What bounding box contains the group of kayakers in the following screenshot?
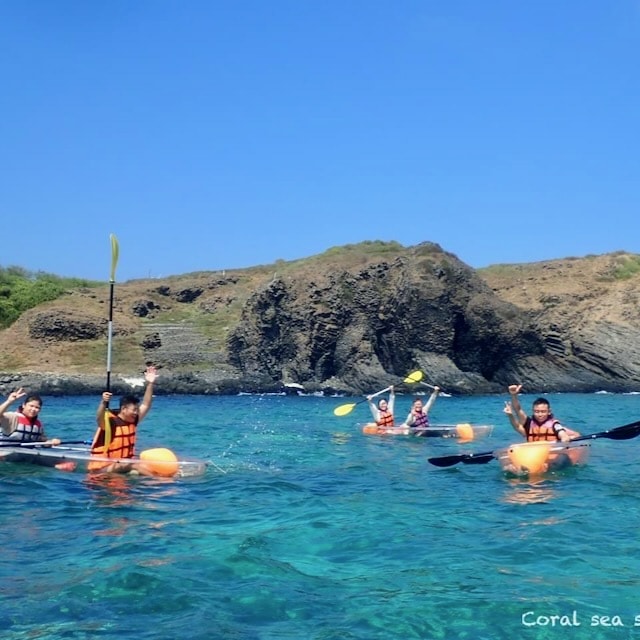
[365,381,578,443]
[2,367,580,476]
[0,365,158,473]
[366,385,441,434]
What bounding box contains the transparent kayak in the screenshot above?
[494,440,591,477]
[361,423,493,441]
[0,443,208,478]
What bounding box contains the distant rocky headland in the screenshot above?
[1,241,639,396]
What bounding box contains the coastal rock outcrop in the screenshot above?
[1,243,639,395]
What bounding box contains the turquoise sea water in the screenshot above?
[1,391,640,640]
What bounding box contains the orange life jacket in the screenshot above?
[91,412,137,459]
[525,416,562,442]
[376,410,394,427]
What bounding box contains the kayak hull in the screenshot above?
[362,423,493,441]
[495,441,591,477]
[0,445,207,478]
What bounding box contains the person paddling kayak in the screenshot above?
[89,365,158,473]
[400,388,440,435]
[504,384,579,442]
[367,386,395,427]
[503,384,582,475]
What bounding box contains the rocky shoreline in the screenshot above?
[0,371,347,398]
[1,368,636,399]
[2,245,640,397]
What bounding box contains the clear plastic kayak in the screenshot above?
[0,443,208,478]
[361,423,493,441]
[494,440,591,477]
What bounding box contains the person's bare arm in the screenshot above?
[508,384,527,423]
[0,388,24,419]
[138,366,158,422]
[423,387,440,414]
[504,401,526,438]
[96,391,112,425]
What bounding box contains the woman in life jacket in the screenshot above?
[401,387,440,436]
[89,365,157,473]
[0,388,60,445]
[367,386,396,428]
[505,384,578,442]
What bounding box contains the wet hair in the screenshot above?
[119,395,140,410]
[532,398,550,409]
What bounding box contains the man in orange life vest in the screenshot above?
[504,384,577,442]
[0,388,61,446]
[90,365,157,472]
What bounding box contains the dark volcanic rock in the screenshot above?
[226,244,545,393]
[2,243,640,395]
[29,311,104,341]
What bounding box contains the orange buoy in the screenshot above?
[139,448,179,477]
[507,442,552,475]
[455,423,475,442]
[362,423,379,435]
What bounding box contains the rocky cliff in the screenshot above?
[1,242,639,395]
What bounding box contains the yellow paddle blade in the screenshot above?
[333,403,356,417]
[404,370,423,383]
[109,234,119,282]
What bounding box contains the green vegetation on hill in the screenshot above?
[0,266,100,329]
[611,253,640,280]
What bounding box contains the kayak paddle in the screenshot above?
[427,419,640,468]
[103,233,119,452]
[333,370,423,417]
[0,440,91,448]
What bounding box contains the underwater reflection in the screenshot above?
[501,478,559,505]
[330,432,351,445]
[82,472,138,509]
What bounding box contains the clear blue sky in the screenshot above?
[1,1,638,282]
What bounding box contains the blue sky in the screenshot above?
[1,1,638,282]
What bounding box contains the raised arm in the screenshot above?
[387,387,395,415]
[508,384,527,423]
[423,387,440,415]
[366,396,379,422]
[504,401,526,438]
[137,366,158,423]
[0,388,25,419]
[96,391,113,425]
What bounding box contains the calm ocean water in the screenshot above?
[1,391,640,640]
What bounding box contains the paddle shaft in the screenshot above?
[105,234,119,401]
[106,279,115,395]
[0,440,90,448]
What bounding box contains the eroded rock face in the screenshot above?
[2,243,639,394]
[28,312,104,341]
[226,245,545,393]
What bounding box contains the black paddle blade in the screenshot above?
[461,453,495,465]
[573,420,640,442]
[428,455,466,468]
[428,450,495,467]
[599,422,640,440]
